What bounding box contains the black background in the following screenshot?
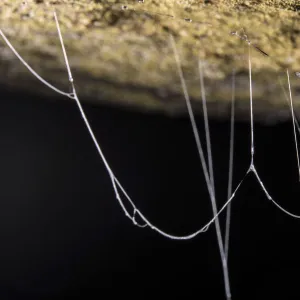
[0,85,300,300]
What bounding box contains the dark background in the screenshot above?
[0,85,300,300]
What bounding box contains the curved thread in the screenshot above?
[1,12,300,245]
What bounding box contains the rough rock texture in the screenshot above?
[0,0,299,121]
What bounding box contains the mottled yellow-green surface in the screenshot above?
[0,0,299,121]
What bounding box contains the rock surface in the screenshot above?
[0,0,299,121]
